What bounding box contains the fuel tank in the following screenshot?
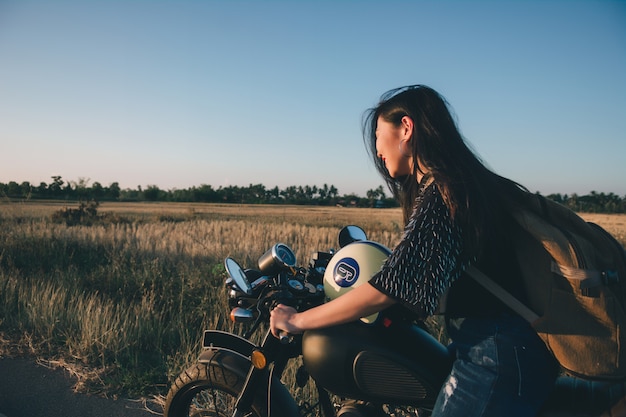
[302,319,453,408]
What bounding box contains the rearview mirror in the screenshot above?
[338,225,367,248]
[224,257,252,295]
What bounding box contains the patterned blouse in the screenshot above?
[369,180,470,319]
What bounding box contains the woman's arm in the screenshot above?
[270,283,396,338]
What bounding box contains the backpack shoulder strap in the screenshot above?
[465,266,540,324]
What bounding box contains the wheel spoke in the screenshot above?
[188,386,237,416]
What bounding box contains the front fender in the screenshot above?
[198,330,301,416]
[200,330,256,361]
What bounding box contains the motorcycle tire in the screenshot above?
[164,362,267,417]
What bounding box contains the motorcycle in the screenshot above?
[164,225,626,417]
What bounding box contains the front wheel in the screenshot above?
[164,362,265,417]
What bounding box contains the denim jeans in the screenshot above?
[431,314,559,417]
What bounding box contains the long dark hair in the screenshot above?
[363,85,529,256]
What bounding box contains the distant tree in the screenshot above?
[280,186,297,203]
[190,184,216,202]
[366,185,386,207]
[6,181,20,197]
[62,182,74,199]
[71,177,90,200]
[248,183,267,203]
[36,182,48,197]
[266,186,281,203]
[19,181,32,198]
[329,185,338,198]
[546,193,565,204]
[50,176,64,195]
[143,185,163,201]
[304,185,314,201]
[107,182,121,200]
[565,193,578,211]
[91,182,104,200]
[120,187,141,201]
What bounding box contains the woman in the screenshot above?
[270,85,559,416]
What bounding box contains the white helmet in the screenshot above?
[323,240,391,324]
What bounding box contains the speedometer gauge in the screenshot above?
[258,243,297,274]
[274,244,296,267]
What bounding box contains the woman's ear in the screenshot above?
[400,116,414,140]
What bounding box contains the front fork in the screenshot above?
[233,329,293,416]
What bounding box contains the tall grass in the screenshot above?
[0,201,403,397]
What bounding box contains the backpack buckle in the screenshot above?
[602,270,619,285]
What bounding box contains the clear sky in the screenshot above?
[1,0,625,197]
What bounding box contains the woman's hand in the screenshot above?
[270,304,301,339]
[270,283,396,339]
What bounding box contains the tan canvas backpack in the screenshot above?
[468,195,626,380]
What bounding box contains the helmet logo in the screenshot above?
[333,257,360,287]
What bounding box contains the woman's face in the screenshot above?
[375,116,413,178]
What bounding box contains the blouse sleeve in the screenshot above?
[369,184,467,318]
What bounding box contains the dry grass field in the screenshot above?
[578,212,626,245]
[0,201,405,399]
[1,200,625,400]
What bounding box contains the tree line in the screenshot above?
[2,176,625,213]
[0,176,394,208]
